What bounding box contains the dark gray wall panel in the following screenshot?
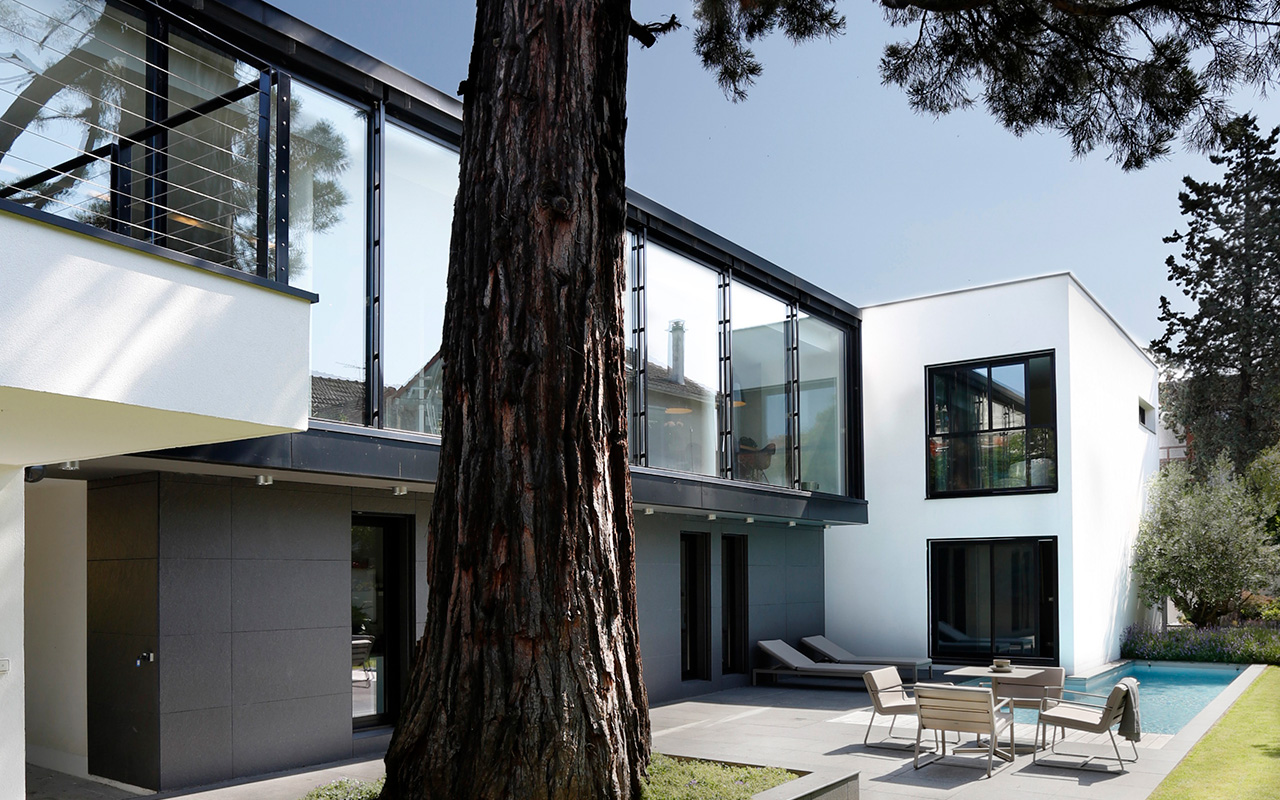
[88,477,161,789]
[231,559,348,632]
[87,559,158,636]
[159,479,232,559]
[230,485,351,560]
[232,694,353,777]
[159,558,231,635]
[232,627,348,705]
[159,633,232,712]
[786,602,825,643]
[785,565,824,605]
[87,477,158,561]
[635,514,823,704]
[88,699,159,790]
[160,707,233,789]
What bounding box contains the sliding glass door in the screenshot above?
[928,538,1057,663]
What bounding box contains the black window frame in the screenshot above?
[628,226,860,497]
[679,531,712,681]
[350,512,415,730]
[925,350,1058,499]
[927,536,1059,666]
[720,533,749,675]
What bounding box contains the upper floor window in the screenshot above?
[927,352,1056,497]
[0,0,282,274]
[629,236,855,495]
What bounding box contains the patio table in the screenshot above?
[944,665,1045,680]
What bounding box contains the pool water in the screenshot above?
[1068,662,1245,734]
[963,662,1246,734]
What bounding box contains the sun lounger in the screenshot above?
[752,639,884,686]
[800,634,933,682]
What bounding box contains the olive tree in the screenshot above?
[1133,455,1278,627]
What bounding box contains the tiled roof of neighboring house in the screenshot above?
[311,374,365,415]
[642,361,716,403]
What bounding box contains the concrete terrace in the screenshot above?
[650,665,1266,800]
[26,663,1265,800]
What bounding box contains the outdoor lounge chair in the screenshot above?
[1033,680,1140,772]
[753,639,883,686]
[352,636,375,687]
[913,683,1015,778]
[801,634,933,682]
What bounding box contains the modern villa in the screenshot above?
[0,0,1158,796]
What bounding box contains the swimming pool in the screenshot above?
[1066,661,1247,734]
[962,661,1247,734]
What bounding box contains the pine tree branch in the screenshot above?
[630,15,682,49]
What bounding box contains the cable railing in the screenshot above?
[0,0,292,283]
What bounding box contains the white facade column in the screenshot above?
[0,467,26,800]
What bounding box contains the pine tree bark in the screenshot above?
[381,1,649,798]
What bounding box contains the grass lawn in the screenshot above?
[1148,666,1280,800]
[641,753,793,800]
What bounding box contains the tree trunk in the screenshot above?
[381,0,649,798]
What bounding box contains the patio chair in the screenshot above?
[352,636,375,687]
[913,683,1015,778]
[753,639,883,686]
[862,666,954,751]
[800,634,934,682]
[991,666,1066,753]
[1033,680,1139,772]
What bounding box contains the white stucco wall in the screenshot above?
[24,479,89,777]
[1064,282,1160,671]
[826,275,1076,665]
[827,273,1159,675]
[0,468,26,800]
[0,212,312,466]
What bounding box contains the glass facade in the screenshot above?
[928,352,1056,496]
[731,280,791,486]
[288,82,368,423]
[798,314,847,494]
[643,244,721,477]
[0,0,858,497]
[0,1,148,224]
[382,123,458,435]
[627,240,855,493]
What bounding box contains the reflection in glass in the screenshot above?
[0,1,147,226]
[798,314,846,494]
[382,124,458,435]
[286,82,367,423]
[930,538,1057,661]
[626,233,638,461]
[644,245,720,476]
[351,524,385,720]
[930,540,992,656]
[731,281,790,486]
[928,355,1055,494]
[164,27,261,268]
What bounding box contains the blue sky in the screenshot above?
[270,0,1267,344]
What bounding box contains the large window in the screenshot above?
[382,123,458,435]
[0,0,276,272]
[351,515,412,727]
[798,313,847,495]
[643,245,722,477]
[289,82,369,423]
[731,281,791,486]
[629,238,856,494]
[929,538,1058,663]
[680,532,711,681]
[927,352,1056,497]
